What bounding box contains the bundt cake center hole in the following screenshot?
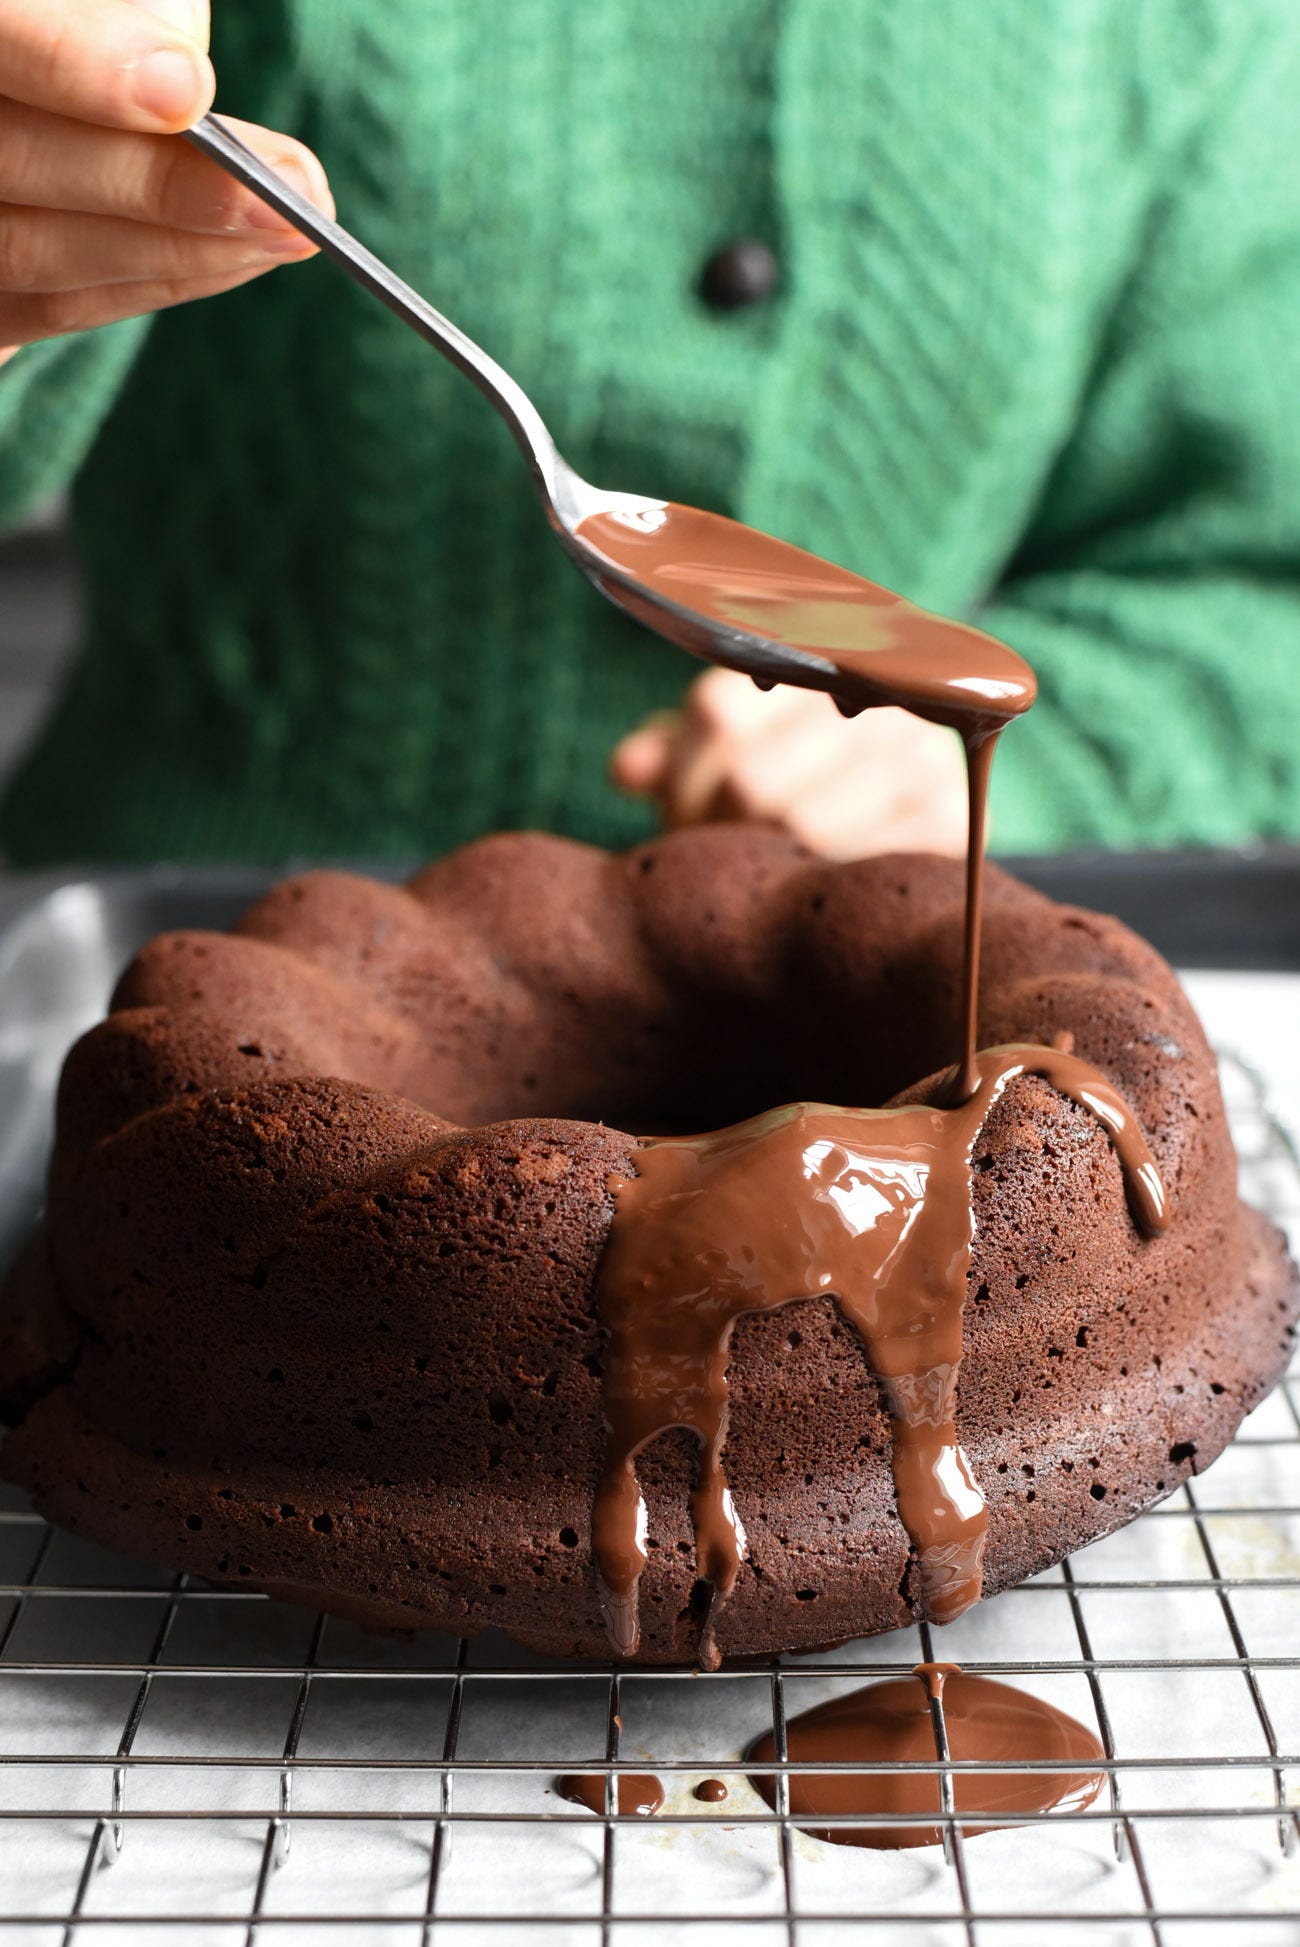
[466,1004,951,1134]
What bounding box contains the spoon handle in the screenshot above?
[184,112,563,506]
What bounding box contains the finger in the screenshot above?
[798,798,968,859]
[737,704,965,809]
[622,669,817,821]
[0,258,299,346]
[657,672,816,824]
[0,202,314,293]
[0,0,214,134]
[609,716,677,793]
[868,806,970,856]
[707,705,866,823]
[684,664,807,738]
[654,714,736,826]
[0,102,333,234]
[782,754,967,862]
[759,764,905,861]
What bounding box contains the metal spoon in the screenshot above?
[184,119,772,653]
[187,112,1036,724]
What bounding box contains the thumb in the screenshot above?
[610,716,677,793]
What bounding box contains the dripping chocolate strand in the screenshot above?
[955,731,999,1101]
[593,1045,1168,1662]
[575,505,1035,1127]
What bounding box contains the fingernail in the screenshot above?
[129,45,210,125]
[245,229,317,261]
[242,157,323,231]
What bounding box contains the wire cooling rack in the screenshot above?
[1,952,1299,1945]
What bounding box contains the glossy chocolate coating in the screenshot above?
[595,1046,1167,1662]
[576,505,1035,737]
[555,1771,664,1817]
[749,1662,1105,1849]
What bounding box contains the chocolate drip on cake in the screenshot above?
[577,505,1155,1661]
[594,1046,1168,1663]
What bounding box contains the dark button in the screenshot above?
[700,238,779,311]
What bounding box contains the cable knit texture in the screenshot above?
[1,0,1298,864]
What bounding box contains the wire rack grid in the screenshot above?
[1,978,1299,1947]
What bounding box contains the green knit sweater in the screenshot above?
[2,0,1299,866]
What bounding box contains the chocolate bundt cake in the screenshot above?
[2,825,1295,1662]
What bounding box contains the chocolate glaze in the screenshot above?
[954,733,997,1102]
[749,1661,1105,1848]
[556,1772,664,1817]
[576,506,1036,736]
[914,1659,962,1699]
[594,1045,1167,1663]
[579,502,1170,1663]
[694,1777,729,1803]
